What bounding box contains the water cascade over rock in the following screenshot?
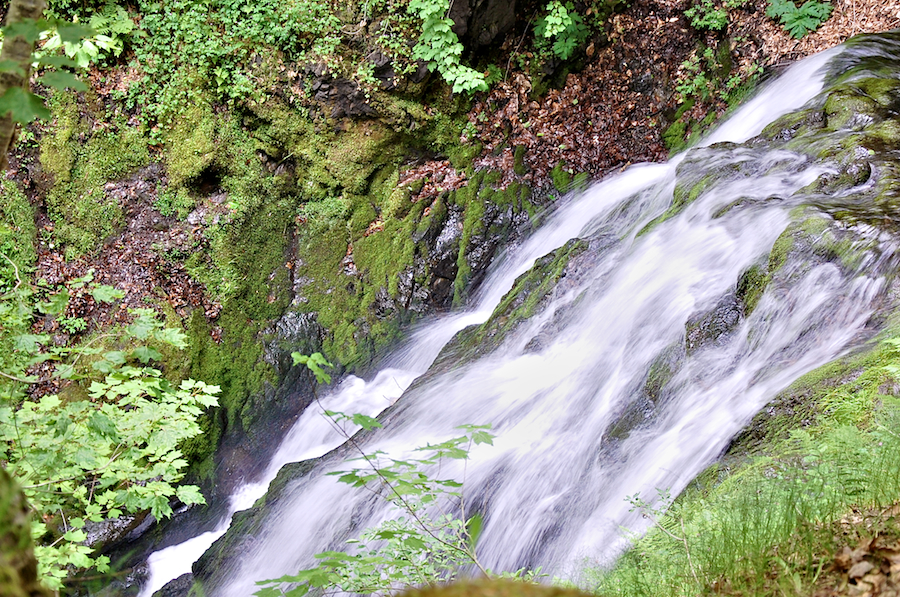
[148,31,900,596]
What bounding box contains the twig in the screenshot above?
[316,394,490,577]
[640,508,700,587]
[0,251,22,292]
[505,11,537,83]
[0,370,36,384]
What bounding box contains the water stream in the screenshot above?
[141,43,896,596]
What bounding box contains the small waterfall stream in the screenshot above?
[142,40,900,596]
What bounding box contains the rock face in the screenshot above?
[449,0,517,48]
[0,468,52,597]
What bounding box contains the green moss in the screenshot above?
[824,89,878,130]
[735,264,767,316]
[550,161,572,194]
[638,170,719,237]
[0,180,36,288]
[726,336,897,457]
[453,185,486,307]
[165,104,217,188]
[40,91,149,258]
[866,118,900,148]
[663,119,688,151]
[513,145,527,176]
[180,306,275,475]
[662,99,696,152]
[459,238,588,353]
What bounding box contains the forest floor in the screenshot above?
[463,0,900,189]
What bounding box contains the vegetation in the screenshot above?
[766,0,834,38]
[0,0,852,592]
[587,336,900,597]
[0,275,220,587]
[255,355,507,596]
[534,1,590,61]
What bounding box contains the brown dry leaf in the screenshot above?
[850,561,877,579]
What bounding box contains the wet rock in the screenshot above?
[449,0,517,48]
[605,341,686,442]
[193,457,323,593]
[153,573,193,597]
[262,311,324,376]
[685,292,743,355]
[84,511,153,551]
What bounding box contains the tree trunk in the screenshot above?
[0,0,47,170]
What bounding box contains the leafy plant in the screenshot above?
[38,2,138,68]
[0,280,220,589]
[408,0,488,94]
[0,16,91,126]
[675,47,717,102]
[684,0,729,30]
[255,414,496,596]
[291,351,333,384]
[765,0,833,38]
[534,0,589,60]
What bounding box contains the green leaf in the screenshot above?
[102,351,127,365]
[90,284,125,303]
[0,60,26,76]
[87,412,118,440]
[175,485,205,505]
[56,363,76,379]
[37,55,77,68]
[38,289,69,315]
[131,346,162,364]
[55,22,95,44]
[38,71,88,92]
[0,88,50,124]
[127,312,157,339]
[466,512,483,549]
[154,328,187,348]
[3,19,42,43]
[350,413,382,430]
[0,87,50,124]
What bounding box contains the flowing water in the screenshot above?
[142,42,900,596]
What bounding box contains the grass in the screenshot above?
[584,336,900,597]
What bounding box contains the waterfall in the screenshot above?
[142,39,900,596]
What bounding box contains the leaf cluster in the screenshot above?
[0,17,90,124]
[0,280,219,588]
[765,0,833,38]
[534,1,589,61]
[408,0,488,94]
[255,419,496,596]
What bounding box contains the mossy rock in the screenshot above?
[685,292,743,356]
[450,238,590,359]
[40,91,150,258]
[606,341,686,442]
[191,457,321,591]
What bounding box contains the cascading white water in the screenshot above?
[140,45,877,596]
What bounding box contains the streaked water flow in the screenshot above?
[142,44,896,596]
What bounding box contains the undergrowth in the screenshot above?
[587,335,900,596]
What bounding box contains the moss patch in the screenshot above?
[40,91,149,259]
[0,180,36,289]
